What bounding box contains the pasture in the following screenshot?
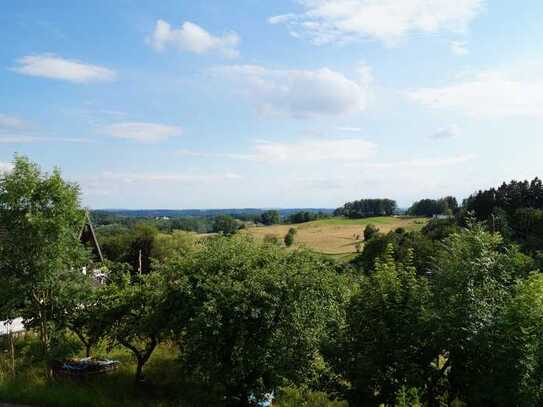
[245,216,427,255]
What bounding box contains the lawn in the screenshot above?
[0,341,222,407]
[245,216,427,255]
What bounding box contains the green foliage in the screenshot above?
[286,211,330,224]
[284,227,297,247]
[407,196,458,217]
[363,224,379,241]
[0,155,90,359]
[335,199,397,218]
[392,387,423,407]
[163,236,351,405]
[96,271,171,382]
[276,386,348,407]
[489,273,543,406]
[152,230,196,261]
[430,224,533,404]
[352,229,437,275]
[212,214,240,235]
[260,209,281,225]
[333,245,433,405]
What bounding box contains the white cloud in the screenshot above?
[178,137,377,163]
[102,171,241,184]
[0,135,91,144]
[13,54,116,83]
[450,41,469,55]
[211,64,372,118]
[102,122,182,143]
[431,125,459,140]
[251,138,376,161]
[353,154,477,169]
[0,113,90,144]
[0,161,13,173]
[0,114,30,130]
[148,20,240,58]
[337,126,362,132]
[269,0,484,45]
[407,69,543,117]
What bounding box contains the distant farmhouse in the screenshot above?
[0,211,104,336]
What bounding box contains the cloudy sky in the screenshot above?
[1,0,543,209]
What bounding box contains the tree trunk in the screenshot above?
[119,337,158,383]
[135,358,145,383]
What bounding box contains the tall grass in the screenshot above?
[0,340,220,407]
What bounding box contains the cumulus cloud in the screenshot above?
[450,41,469,55]
[178,137,377,163]
[13,54,116,83]
[102,122,182,143]
[407,69,543,118]
[269,0,484,45]
[147,20,240,58]
[211,64,372,118]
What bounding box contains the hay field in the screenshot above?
[245,216,427,255]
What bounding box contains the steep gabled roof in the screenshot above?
[0,211,104,263]
[80,210,104,262]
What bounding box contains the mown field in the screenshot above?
[245,216,427,256]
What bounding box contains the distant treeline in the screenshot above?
[93,208,334,220]
[334,199,397,218]
[91,208,335,234]
[407,196,458,217]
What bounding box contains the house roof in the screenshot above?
[0,210,104,263]
[80,210,104,262]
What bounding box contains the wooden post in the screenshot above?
[9,331,15,376]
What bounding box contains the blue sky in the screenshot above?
[1,0,543,209]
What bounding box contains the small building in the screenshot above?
[0,318,25,337]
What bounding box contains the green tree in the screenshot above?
[165,236,350,406]
[127,223,158,274]
[490,273,543,406]
[0,156,89,360]
[97,270,170,382]
[284,227,297,247]
[56,275,105,358]
[333,245,433,405]
[430,224,532,404]
[213,214,240,235]
[152,230,195,261]
[363,224,379,241]
[260,210,281,225]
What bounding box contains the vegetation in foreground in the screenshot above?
[3,156,543,406]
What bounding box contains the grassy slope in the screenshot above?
[245,216,427,255]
